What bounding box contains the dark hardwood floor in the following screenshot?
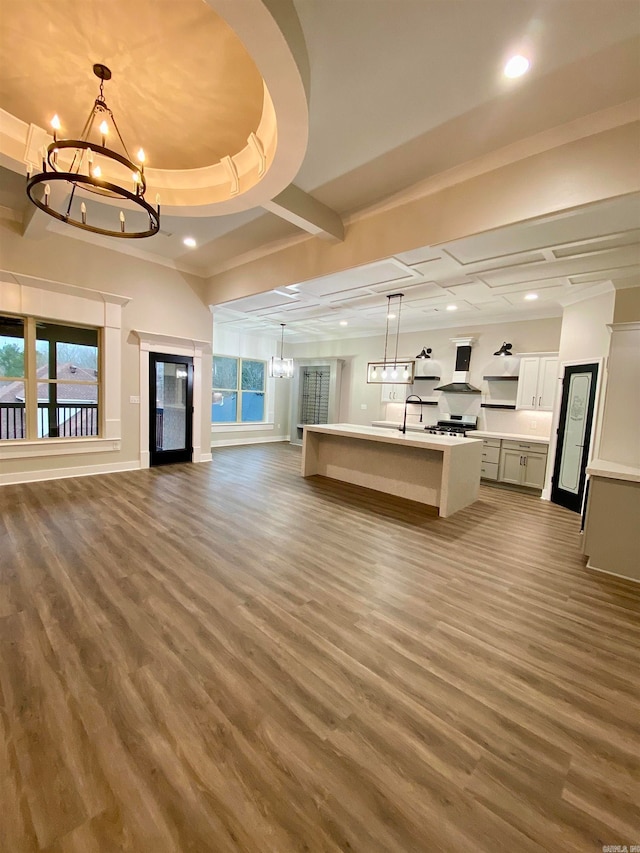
[1,442,639,852]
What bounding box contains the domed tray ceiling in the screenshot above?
[0,0,310,213]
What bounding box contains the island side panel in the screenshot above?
[306,432,444,508]
[439,440,483,517]
[301,427,321,476]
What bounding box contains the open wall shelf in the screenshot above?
[481,403,517,410]
[483,375,519,381]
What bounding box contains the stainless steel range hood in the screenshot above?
[434,337,481,394]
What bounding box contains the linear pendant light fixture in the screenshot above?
[25,63,160,239]
[367,293,415,384]
[269,323,294,379]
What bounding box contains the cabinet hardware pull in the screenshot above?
[532,395,535,406]
[538,396,542,407]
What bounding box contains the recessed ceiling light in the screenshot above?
[183,237,197,248]
[339,320,348,326]
[387,313,396,320]
[446,304,458,311]
[504,55,530,78]
[524,292,539,301]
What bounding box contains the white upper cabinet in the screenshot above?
[516,354,558,411]
[381,384,411,403]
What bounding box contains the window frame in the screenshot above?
[1,313,102,442]
[212,354,267,425]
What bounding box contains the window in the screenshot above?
[0,314,100,441]
[212,356,265,423]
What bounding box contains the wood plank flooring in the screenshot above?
[1,442,639,852]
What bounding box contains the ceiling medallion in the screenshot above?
[25,64,160,239]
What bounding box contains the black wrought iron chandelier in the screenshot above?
[25,63,160,239]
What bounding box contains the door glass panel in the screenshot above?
[155,361,188,451]
[558,373,591,495]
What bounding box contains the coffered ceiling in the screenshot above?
[213,194,640,341]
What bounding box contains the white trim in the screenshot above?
[211,435,289,448]
[1,275,126,466]
[0,458,140,486]
[211,422,275,433]
[0,436,121,460]
[196,451,213,462]
[0,269,131,306]
[607,321,640,332]
[133,329,211,469]
[586,559,640,585]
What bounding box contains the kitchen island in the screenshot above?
[302,423,482,517]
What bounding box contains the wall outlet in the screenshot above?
[360,403,368,410]
[130,395,140,404]
[277,423,281,429]
[530,421,537,429]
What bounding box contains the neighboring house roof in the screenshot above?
[0,363,98,403]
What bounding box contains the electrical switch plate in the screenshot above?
[130,395,140,404]
[360,403,368,410]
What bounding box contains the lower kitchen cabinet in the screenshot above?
[480,437,548,490]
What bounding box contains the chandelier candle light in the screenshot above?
[269,323,294,379]
[367,293,415,384]
[25,64,160,239]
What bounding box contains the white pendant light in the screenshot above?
[367,293,415,384]
[268,323,294,379]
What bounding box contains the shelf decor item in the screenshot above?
[268,323,294,379]
[25,64,160,239]
[367,293,415,384]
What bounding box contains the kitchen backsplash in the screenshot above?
[385,401,553,437]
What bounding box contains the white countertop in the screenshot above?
[304,423,481,450]
[372,422,551,444]
[371,419,427,433]
[474,430,550,444]
[587,459,640,483]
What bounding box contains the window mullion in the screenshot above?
[24,318,38,440]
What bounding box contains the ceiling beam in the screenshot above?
[262,183,344,243]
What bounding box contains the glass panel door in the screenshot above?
[551,363,598,513]
[149,353,193,466]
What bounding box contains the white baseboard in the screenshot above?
[211,435,290,448]
[586,558,640,585]
[197,452,213,462]
[0,459,141,487]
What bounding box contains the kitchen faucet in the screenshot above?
[399,395,424,434]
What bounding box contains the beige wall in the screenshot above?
[613,283,640,322]
[0,223,213,480]
[290,316,562,436]
[558,289,615,365]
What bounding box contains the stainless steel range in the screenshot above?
[424,413,478,436]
